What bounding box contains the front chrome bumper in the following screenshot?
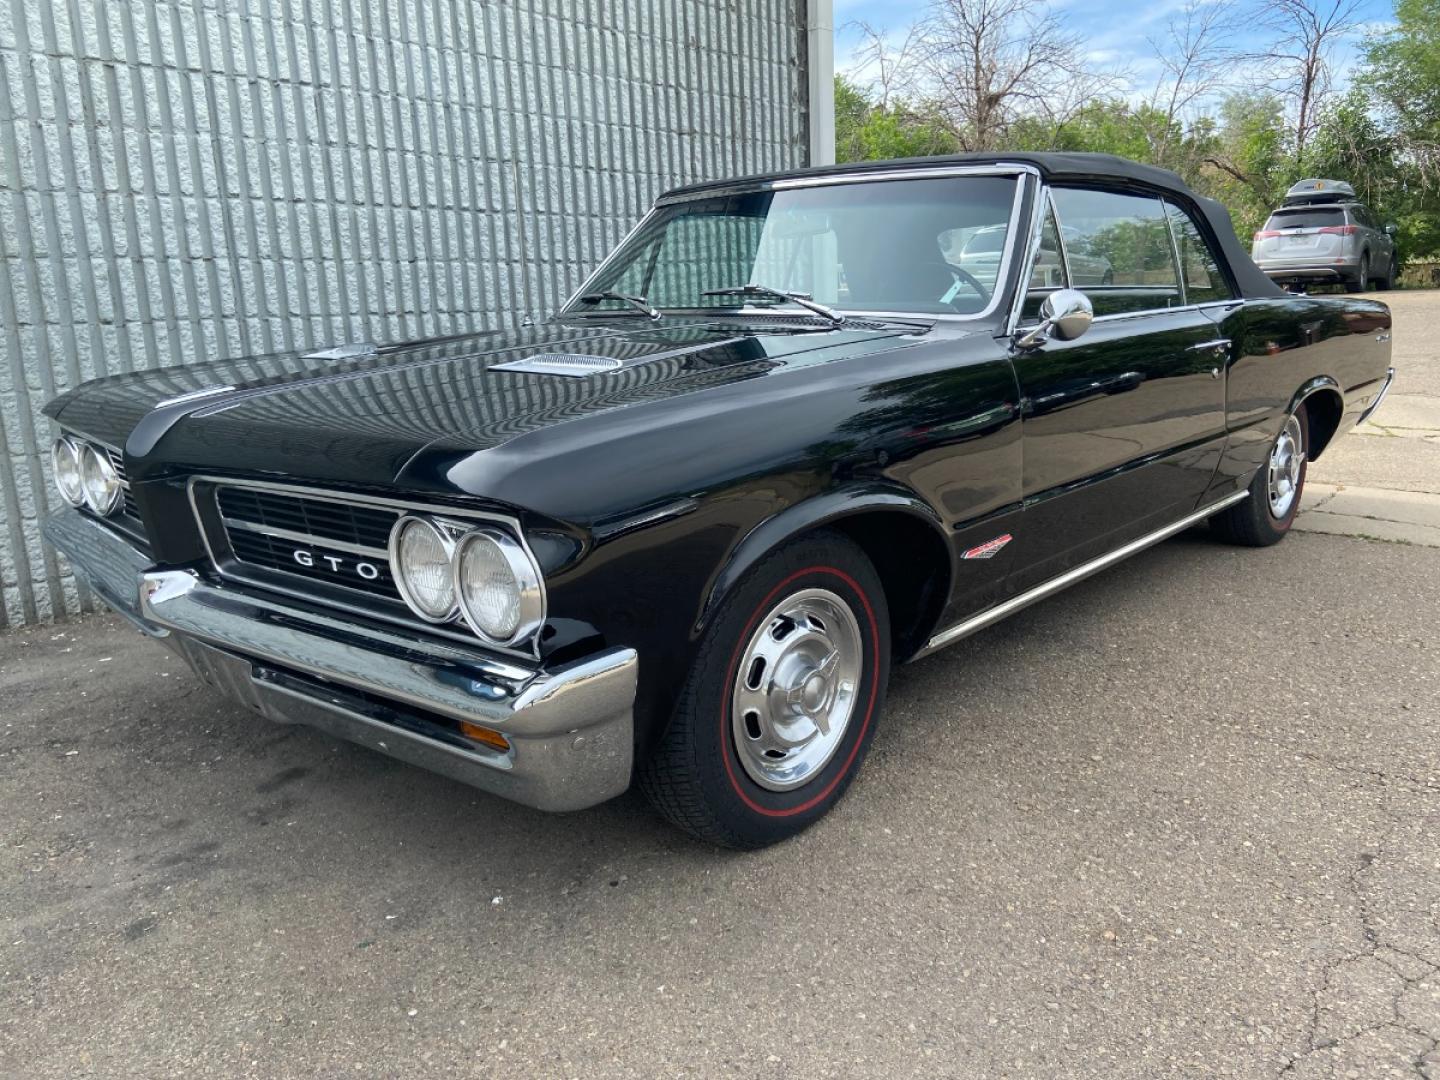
[43,508,636,812]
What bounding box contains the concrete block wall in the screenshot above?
[0,0,809,627]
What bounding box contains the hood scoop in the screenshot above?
[489,337,747,379]
[490,353,625,377]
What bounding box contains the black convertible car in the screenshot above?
[43,153,1394,848]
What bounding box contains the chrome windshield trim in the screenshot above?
[565,165,1034,326]
[655,163,1041,203]
[917,490,1251,659]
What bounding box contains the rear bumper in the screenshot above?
[1256,259,1360,283]
[43,507,636,812]
[1359,367,1397,425]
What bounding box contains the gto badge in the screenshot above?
[293,548,381,580]
[962,534,1013,560]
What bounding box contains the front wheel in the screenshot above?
[639,531,890,849]
[1211,402,1309,547]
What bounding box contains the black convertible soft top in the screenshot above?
[660,151,1285,300]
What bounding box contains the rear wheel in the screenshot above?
[1347,254,1370,293]
[1377,254,1398,291]
[1211,402,1309,547]
[639,531,890,849]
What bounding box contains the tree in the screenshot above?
[1252,0,1365,164]
[1360,0,1440,184]
[903,0,1122,151]
[834,77,959,164]
[1202,93,1291,236]
[1144,1,1239,168]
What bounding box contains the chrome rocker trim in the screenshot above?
[43,508,636,813]
[917,490,1250,659]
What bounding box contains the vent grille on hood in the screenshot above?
[490,353,624,377]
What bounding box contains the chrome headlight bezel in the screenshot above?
[453,527,545,647]
[388,515,461,624]
[50,436,86,508]
[78,442,122,516]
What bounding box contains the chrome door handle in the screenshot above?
[1188,338,1231,354]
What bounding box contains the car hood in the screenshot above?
[45,318,922,486]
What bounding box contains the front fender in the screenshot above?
[697,481,951,635]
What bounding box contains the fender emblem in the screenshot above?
[962,534,1013,560]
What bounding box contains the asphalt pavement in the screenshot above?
[3,292,1438,1079]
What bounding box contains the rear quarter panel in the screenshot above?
[1204,295,1391,498]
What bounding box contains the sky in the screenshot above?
[834,0,1398,112]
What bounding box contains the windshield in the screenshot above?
[570,175,1021,317]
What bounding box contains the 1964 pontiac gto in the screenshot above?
[43,153,1394,848]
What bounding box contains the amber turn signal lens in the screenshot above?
[458,721,510,753]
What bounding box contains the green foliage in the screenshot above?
[1358,0,1440,256]
[835,0,1440,262]
[834,76,958,164]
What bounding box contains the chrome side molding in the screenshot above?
[917,489,1250,659]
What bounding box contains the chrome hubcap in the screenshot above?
[1268,414,1305,519]
[731,588,862,791]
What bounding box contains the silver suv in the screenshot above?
[1251,179,1398,292]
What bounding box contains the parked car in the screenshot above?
[945,222,1113,288]
[1251,178,1399,292]
[44,153,1394,848]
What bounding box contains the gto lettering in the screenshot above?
[292,547,380,582]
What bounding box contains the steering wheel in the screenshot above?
[922,261,990,311]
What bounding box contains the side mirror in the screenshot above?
[1016,288,1093,350]
[1385,223,1398,236]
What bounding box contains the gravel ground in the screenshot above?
[3,294,1438,1079]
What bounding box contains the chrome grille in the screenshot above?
[216,486,397,552]
[104,446,127,483]
[193,479,540,657]
[224,524,403,597]
[214,486,403,605]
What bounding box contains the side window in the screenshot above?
[1051,187,1182,316]
[1020,199,1067,320]
[1165,202,1234,304]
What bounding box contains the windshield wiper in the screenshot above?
[700,283,846,327]
[576,291,661,320]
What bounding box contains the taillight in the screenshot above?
[1318,225,1358,235]
[1254,230,1280,239]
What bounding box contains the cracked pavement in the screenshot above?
[2,292,1438,1078]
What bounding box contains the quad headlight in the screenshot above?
[79,443,122,516]
[389,516,544,646]
[51,435,122,516]
[50,436,86,507]
[389,517,459,622]
[454,529,543,644]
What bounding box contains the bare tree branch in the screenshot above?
[902,0,1126,151]
[1145,0,1239,164]
[1248,0,1366,161]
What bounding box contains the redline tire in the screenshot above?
[1211,401,1309,547]
[639,531,890,849]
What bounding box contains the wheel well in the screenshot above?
[828,511,950,660]
[1304,388,1344,460]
